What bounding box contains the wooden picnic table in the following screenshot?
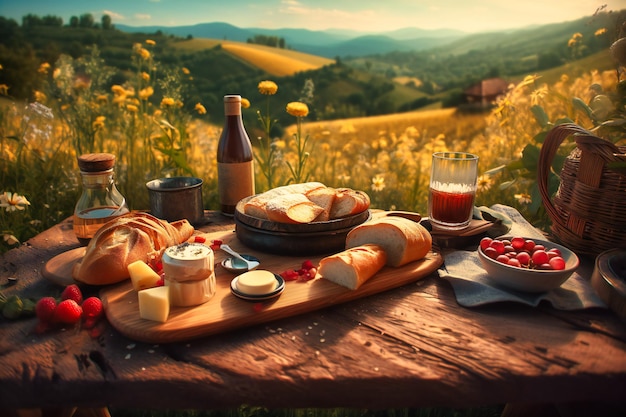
[1,210,625,416]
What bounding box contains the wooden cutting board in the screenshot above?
[96,229,443,344]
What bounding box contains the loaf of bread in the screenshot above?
[243,183,370,223]
[330,188,370,219]
[345,216,432,267]
[243,182,325,219]
[72,212,194,285]
[317,244,387,290]
[264,193,324,224]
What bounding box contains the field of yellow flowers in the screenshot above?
[0,38,621,253]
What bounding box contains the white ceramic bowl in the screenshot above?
[477,236,580,293]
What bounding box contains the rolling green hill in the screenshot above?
[0,10,622,131]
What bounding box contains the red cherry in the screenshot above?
[524,240,536,252]
[508,258,522,268]
[484,247,499,259]
[549,256,566,270]
[496,254,510,264]
[490,240,506,255]
[516,252,531,267]
[480,237,493,251]
[511,237,525,251]
[531,250,549,266]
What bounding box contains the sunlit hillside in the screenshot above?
[175,38,335,76]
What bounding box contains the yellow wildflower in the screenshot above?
[0,84,9,95]
[53,68,61,79]
[0,192,31,212]
[139,86,154,100]
[273,140,286,150]
[477,175,493,192]
[182,67,190,75]
[175,99,184,108]
[111,85,126,95]
[38,62,50,74]
[595,28,607,37]
[145,39,156,45]
[96,94,108,103]
[138,47,151,60]
[241,98,250,109]
[286,101,309,117]
[141,71,150,81]
[258,80,278,95]
[126,104,138,113]
[92,116,106,129]
[371,175,385,192]
[0,64,3,70]
[160,97,175,107]
[153,110,163,118]
[34,90,46,102]
[195,103,207,115]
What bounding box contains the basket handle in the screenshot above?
[537,123,620,228]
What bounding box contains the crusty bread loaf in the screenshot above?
[346,216,431,267]
[243,182,371,223]
[72,212,194,285]
[243,182,325,219]
[318,244,387,290]
[330,188,371,219]
[265,193,324,224]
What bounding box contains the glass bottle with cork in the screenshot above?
[73,152,129,245]
[217,95,255,215]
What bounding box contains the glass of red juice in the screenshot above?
[428,152,479,231]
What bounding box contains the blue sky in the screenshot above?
[0,0,619,33]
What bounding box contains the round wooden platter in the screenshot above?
[41,247,86,287]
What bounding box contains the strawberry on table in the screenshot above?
[81,297,103,320]
[54,299,83,324]
[35,297,57,324]
[61,284,83,305]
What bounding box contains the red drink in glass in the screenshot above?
[428,187,475,225]
[428,152,478,230]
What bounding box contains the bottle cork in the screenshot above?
[77,153,116,172]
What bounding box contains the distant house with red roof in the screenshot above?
[463,77,509,109]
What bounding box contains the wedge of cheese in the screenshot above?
[128,260,162,291]
[138,286,170,323]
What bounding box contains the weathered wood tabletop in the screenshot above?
[1,211,625,413]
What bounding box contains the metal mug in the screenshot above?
[146,177,204,225]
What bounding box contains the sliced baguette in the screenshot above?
[318,244,387,290]
[346,216,431,267]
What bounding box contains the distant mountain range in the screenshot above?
[115,22,468,58]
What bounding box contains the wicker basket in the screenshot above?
[538,123,626,257]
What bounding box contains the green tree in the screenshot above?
[101,14,112,30]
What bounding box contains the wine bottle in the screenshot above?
[217,95,255,215]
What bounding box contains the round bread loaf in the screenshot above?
[72,212,194,285]
[345,216,432,267]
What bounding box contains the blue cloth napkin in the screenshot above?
[438,204,607,310]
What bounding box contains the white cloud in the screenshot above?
[103,10,125,21]
[135,14,152,21]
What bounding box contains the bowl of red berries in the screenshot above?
[477,236,580,293]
